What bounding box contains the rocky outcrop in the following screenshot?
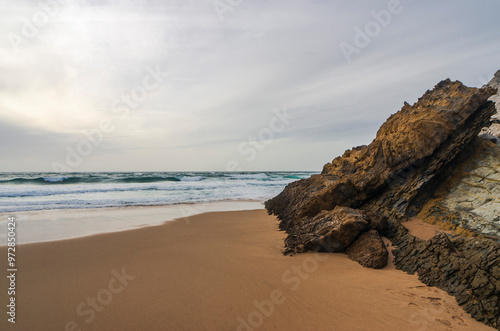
[384,217,500,329]
[418,138,500,238]
[346,229,388,269]
[265,76,500,329]
[266,79,496,248]
[284,206,371,254]
[480,70,500,143]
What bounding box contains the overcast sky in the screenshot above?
[1,0,499,172]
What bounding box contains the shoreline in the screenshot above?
[0,209,492,330]
[0,200,264,246]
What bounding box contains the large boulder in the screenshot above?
[346,229,388,269]
[285,206,370,254]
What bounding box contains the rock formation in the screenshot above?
[284,206,371,253]
[267,80,495,224]
[266,79,496,249]
[480,70,500,143]
[385,216,500,329]
[265,77,500,329]
[346,229,388,269]
[415,71,500,249]
[418,138,500,238]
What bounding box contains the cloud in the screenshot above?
[1,0,500,171]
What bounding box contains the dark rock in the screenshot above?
[388,222,500,329]
[368,213,388,234]
[284,206,370,254]
[346,230,388,269]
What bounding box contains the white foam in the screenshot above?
[226,173,269,180]
[42,176,69,182]
[178,175,203,181]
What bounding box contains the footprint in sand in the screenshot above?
[452,315,467,326]
[409,286,439,294]
[422,296,442,305]
[386,288,416,297]
[435,318,451,326]
[408,302,421,309]
[402,291,416,298]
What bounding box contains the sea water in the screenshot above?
[0,172,316,213]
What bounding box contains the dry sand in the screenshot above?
[404,217,454,240]
[0,209,493,331]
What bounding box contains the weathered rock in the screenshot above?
[284,206,370,254]
[368,213,388,234]
[481,70,500,143]
[418,138,500,238]
[346,230,388,269]
[266,79,496,243]
[265,75,500,329]
[384,218,500,329]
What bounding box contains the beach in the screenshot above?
[0,207,492,331]
[2,0,499,329]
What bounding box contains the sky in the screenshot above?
[0,0,499,172]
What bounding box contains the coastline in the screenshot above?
[0,200,264,246]
[0,208,493,330]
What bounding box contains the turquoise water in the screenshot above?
[0,172,316,212]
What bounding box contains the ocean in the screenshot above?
[0,172,316,213]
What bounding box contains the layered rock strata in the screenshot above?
[418,138,500,238]
[265,77,500,329]
[384,217,500,329]
[266,79,496,252]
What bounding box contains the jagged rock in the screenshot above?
[266,79,496,243]
[346,229,388,269]
[265,75,500,329]
[384,218,500,329]
[267,80,496,230]
[488,70,500,112]
[481,70,500,142]
[368,213,388,234]
[284,206,370,254]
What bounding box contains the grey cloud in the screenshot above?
[1,0,500,171]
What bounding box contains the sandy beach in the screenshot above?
[2,0,500,329]
[0,208,493,331]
